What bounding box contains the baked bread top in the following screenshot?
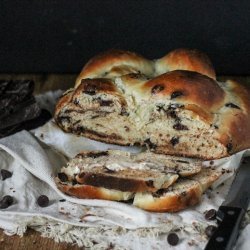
[55,49,250,159]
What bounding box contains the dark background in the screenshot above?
[0,0,249,75]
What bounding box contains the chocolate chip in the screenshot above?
[173,123,188,131]
[171,91,183,99]
[59,199,66,202]
[58,173,68,182]
[170,136,179,146]
[205,209,217,220]
[0,195,14,209]
[98,99,113,107]
[86,151,109,158]
[226,142,233,153]
[151,85,164,95]
[176,160,189,164]
[225,103,240,109]
[210,161,214,165]
[1,169,12,180]
[205,225,217,238]
[167,232,179,246]
[83,83,98,95]
[146,180,154,187]
[37,195,49,207]
[144,139,157,150]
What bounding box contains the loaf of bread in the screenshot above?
[54,49,250,159]
[56,150,221,212]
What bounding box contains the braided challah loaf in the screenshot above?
[55,49,250,159]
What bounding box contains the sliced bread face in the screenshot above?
[57,150,202,193]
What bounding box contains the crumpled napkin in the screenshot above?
[0,90,249,249]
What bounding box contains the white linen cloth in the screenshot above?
[0,91,249,249]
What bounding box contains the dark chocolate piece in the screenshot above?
[167,232,179,246]
[171,91,183,99]
[0,109,51,139]
[173,123,188,131]
[1,169,12,180]
[226,142,233,153]
[37,195,49,207]
[0,101,41,130]
[225,103,240,109]
[0,195,14,209]
[204,209,217,220]
[58,173,68,182]
[170,136,179,146]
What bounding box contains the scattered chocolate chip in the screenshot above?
[205,209,217,220]
[124,126,130,132]
[210,161,214,165]
[171,91,183,99]
[0,195,14,209]
[120,107,129,116]
[37,195,49,207]
[58,173,68,182]
[72,179,78,185]
[151,85,164,95]
[59,199,66,202]
[225,103,240,109]
[173,123,188,131]
[167,232,179,246]
[226,142,233,153]
[1,169,12,180]
[170,136,179,146]
[205,225,217,238]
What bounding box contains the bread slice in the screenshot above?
[133,168,221,212]
[56,150,201,194]
[54,49,250,160]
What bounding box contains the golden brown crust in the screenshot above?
[156,48,216,79]
[75,49,154,87]
[144,70,224,110]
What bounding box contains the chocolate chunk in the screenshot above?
[98,99,113,106]
[225,103,240,109]
[59,199,66,202]
[173,123,188,131]
[170,136,179,146]
[205,225,217,238]
[205,209,217,220]
[37,195,49,207]
[0,109,52,139]
[83,83,98,95]
[226,142,233,153]
[0,195,14,209]
[58,173,68,182]
[144,139,157,150]
[120,107,129,116]
[1,169,12,180]
[146,180,154,187]
[171,91,183,99]
[151,85,164,95]
[167,232,179,246]
[86,151,109,158]
[72,179,78,185]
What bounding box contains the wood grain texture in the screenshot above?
[0,229,84,250]
[0,74,249,249]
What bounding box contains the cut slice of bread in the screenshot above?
[133,168,221,212]
[57,150,201,193]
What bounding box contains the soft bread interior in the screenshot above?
[58,150,201,193]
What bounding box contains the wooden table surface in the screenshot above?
[0,74,249,250]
